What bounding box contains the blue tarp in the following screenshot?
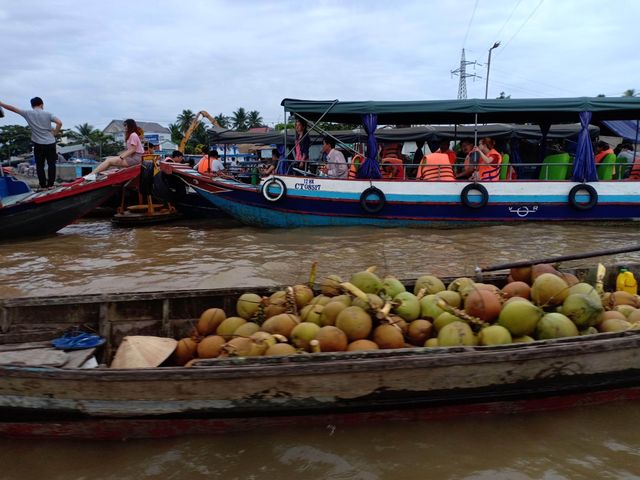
[601,120,640,141]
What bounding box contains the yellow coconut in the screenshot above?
[293,284,314,309]
[173,337,198,366]
[314,326,349,352]
[261,313,300,338]
[372,324,405,349]
[335,306,373,341]
[347,339,380,351]
[530,273,569,307]
[264,343,298,356]
[196,335,226,358]
[236,293,262,320]
[233,322,261,338]
[320,275,343,297]
[216,317,247,339]
[264,291,288,318]
[437,321,476,347]
[320,301,349,326]
[196,308,226,336]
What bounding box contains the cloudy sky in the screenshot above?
[1,0,638,131]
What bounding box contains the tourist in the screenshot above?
[0,96,62,189]
[260,149,279,177]
[321,137,348,178]
[436,139,457,165]
[616,143,635,178]
[472,137,502,181]
[164,150,184,163]
[85,119,144,180]
[455,138,479,179]
[416,152,455,181]
[197,149,225,174]
[594,141,614,164]
[294,117,310,171]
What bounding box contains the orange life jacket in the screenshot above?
[381,157,405,179]
[436,149,457,165]
[348,153,364,179]
[629,157,640,180]
[477,149,502,181]
[416,153,455,181]
[380,143,403,159]
[595,148,614,164]
[197,155,211,174]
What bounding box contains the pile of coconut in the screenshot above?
[113,264,640,368]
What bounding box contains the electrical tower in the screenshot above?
[450,49,481,99]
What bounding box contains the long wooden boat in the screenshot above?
[167,97,640,228]
[2,265,640,439]
[0,165,140,240]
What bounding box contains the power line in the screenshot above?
[497,0,544,55]
[494,0,524,40]
[462,0,480,47]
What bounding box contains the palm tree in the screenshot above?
[231,108,248,131]
[247,110,263,128]
[169,123,183,145]
[214,113,230,128]
[622,89,638,97]
[177,109,196,134]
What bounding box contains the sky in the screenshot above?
[1,0,638,131]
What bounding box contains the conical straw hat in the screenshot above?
[110,336,178,369]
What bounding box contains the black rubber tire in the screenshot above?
[261,177,287,202]
[460,183,489,209]
[568,184,598,210]
[360,187,386,214]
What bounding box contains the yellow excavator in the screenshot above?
[179,111,223,152]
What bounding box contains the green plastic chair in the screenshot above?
[597,153,617,180]
[539,153,571,180]
[499,153,510,180]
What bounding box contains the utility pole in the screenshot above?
[484,41,501,99]
[451,49,481,100]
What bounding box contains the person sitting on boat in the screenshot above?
[381,156,405,180]
[260,149,280,177]
[321,137,349,178]
[616,143,636,179]
[594,141,614,164]
[436,139,457,165]
[85,119,143,180]
[472,137,502,181]
[196,149,225,175]
[416,152,455,181]
[455,138,479,179]
[294,117,310,172]
[164,150,184,163]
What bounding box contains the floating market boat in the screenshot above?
[167,97,640,227]
[0,165,140,241]
[1,262,640,440]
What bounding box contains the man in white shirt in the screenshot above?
[322,136,348,178]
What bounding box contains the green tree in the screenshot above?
[247,110,263,128]
[169,123,183,145]
[622,89,638,97]
[231,107,248,131]
[0,125,32,159]
[177,109,196,133]
[214,113,230,128]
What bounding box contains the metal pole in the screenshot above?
[484,42,500,100]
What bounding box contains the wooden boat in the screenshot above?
[0,165,140,240]
[167,97,640,228]
[2,264,640,439]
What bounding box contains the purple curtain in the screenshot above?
[357,113,382,179]
[509,138,523,177]
[571,111,597,182]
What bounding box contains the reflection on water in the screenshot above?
[2,219,640,478]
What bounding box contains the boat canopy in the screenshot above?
[281,97,640,124]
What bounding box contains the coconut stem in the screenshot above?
[285,286,299,316]
[272,334,289,343]
[308,261,318,288]
[416,287,427,300]
[340,282,369,302]
[435,298,489,330]
[366,266,377,273]
[376,302,393,320]
[310,339,321,353]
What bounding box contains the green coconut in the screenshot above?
[352,293,384,311]
[437,321,477,347]
[477,325,513,346]
[264,291,288,318]
[290,322,322,351]
[536,312,579,340]
[434,312,464,332]
[435,290,462,309]
[319,301,349,326]
[335,306,373,341]
[497,299,544,337]
[531,273,570,307]
[560,293,604,329]
[380,276,406,299]
[419,294,446,320]
[447,277,476,294]
[349,270,382,294]
[567,282,601,304]
[233,322,261,337]
[512,335,535,343]
[311,295,333,306]
[424,338,440,348]
[413,275,446,295]
[292,284,314,309]
[392,291,421,321]
[261,313,300,338]
[216,317,247,339]
[300,304,325,325]
[236,293,262,320]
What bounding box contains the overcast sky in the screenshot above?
[1,0,638,131]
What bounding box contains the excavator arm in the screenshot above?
[178,111,222,152]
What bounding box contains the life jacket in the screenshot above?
[436,149,457,165]
[416,153,455,181]
[628,156,640,180]
[380,143,403,159]
[197,155,211,174]
[595,148,614,164]
[477,149,502,181]
[348,153,364,179]
[381,157,405,179]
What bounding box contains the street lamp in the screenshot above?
[484,41,501,99]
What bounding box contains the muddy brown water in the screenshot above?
[1,219,640,479]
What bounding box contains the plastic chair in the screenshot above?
[499,153,510,180]
[539,153,571,180]
[597,153,617,180]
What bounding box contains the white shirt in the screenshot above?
[211,158,225,172]
[327,149,348,178]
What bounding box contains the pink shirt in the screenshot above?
[127,132,144,154]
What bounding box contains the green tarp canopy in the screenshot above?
[281,97,640,124]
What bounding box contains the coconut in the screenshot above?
[478,325,512,346]
[497,299,543,336]
[249,331,277,354]
[220,337,256,357]
[437,321,476,347]
[615,305,637,318]
[406,319,434,346]
[352,293,384,312]
[380,276,406,299]
[627,309,640,324]
[290,322,322,350]
[320,274,343,297]
[530,273,569,307]
[501,281,531,300]
[560,293,604,329]
[419,294,446,320]
[372,324,405,349]
[300,304,324,325]
[424,338,440,347]
[335,306,373,341]
[512,335,535,343]
[580,327,599,336]
[435,290,462,308]
[530,263,561,282]
[320,301,349,326]
[349,270,382,294]
[503,296,529,306]
[607,291,640,308]
[293,284,314,309]
[236,293,262,320]
[330,294,353,307]
[233,322,261,338]
[598,310,627,322]
[173,337,198,365]
[413,275,446,295]
[261,313,300,338]
[314,326,348,352]
[196,308,226,336]
[216,317,247,339]
[311,295,332,306]
[387,315,409,333]
[598,318,632,333]
[447,277,476,294]
[464,288,502,323]
[510,266,532,284]
[264,343,297,356]
[392,292,421,321]
[434,312,464,332]
[264,291,288,318]
[558,272,580,287]
[567,283,601,303]
[536,312,579,340]
[347,339,380,351]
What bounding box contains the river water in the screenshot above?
[1,219,640,479]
